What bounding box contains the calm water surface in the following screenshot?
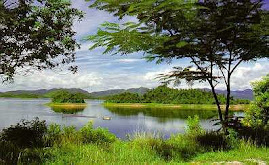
[0,98,243,139]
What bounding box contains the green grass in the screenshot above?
[1,118,268,164]
[104,102,250,111]
[45,102,87,114]
[193,145,269,164]
[43,135,269,165]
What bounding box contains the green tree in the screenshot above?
[244,74,269,129]
[0,0,83,82]
[51,90,85,103]
[87,0,268,128]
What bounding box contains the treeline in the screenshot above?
[0,90,93,99]
[51,90,86,103]
[105,86,250,105]
[0,93,40,98]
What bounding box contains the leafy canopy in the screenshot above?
[51,90,86,103]
[88,0,269,123]
[0,0,83,82]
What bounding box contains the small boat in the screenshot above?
[103,116,112,120]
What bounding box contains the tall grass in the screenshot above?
[1,117,269,164]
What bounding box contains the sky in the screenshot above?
[0,0,269,92]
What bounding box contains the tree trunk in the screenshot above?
[225,77,231,121]
[209,82,223,123]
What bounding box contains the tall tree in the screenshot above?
[0,0,83,82]
[87,0,269,128]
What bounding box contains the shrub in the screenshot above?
[195,132,230,151]
[0,118,47,164]
[45,124,62,146]
[0,118,47,148]
[186,115,204,136]
[79,122,117,144]
[244,74,269,129]
[166,134,200,161]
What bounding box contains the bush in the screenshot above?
[0,118,47,164]
[195,132,230,151]
[186,115,205,136]
[79,122,117,144]
[244,74,269,129]
[45,124,62,146]
[0,118,47,148]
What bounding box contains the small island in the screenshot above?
[46,90,87,113]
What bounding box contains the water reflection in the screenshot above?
[0,99,244,139]
[105,106,219,120]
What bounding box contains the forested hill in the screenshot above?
[0,88,92,99]
[90,87,149,98]
[105,86,250,105]
[0,87,253,100]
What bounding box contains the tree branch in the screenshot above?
[230,59,243,75]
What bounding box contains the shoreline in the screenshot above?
[45,102,88,109]
[103,103,250,111]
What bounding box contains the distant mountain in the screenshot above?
[202,88,253,100]
[0,88,91,98]
[90,87,150,98]
[0,87,253,100]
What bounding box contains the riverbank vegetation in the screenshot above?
[46,90,87,113]
[105,86,250,105]
[104,103,249,112]
[0,117,268,164]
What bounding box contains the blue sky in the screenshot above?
[0,0,269,92]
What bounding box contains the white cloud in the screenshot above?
[116,59,143,63]
[0,70,102,91]
[230,63,269,90]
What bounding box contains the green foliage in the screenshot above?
[79,122,117,144]
[51,106,86,114]
[0,118,47,148]
[1,118,269,164]
[105,86,249,105]
[186,115,204,135]
[0,0,84,82]
[0,118,47,164]
[51,90,86,103]
[105,92,142,103]
[195,132,230,151]
[244,74,269,129]
[88,0,268,124]
[0,92,40,98]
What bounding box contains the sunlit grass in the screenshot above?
[45,103,87,113]
[104,103,249,111]
[1,118,269,164]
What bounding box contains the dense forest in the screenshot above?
[105,86,250,105]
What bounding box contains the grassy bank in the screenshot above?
[1,118,268,164]
[104,103,250,111]
[45,103,87,113]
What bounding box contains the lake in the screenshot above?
[0,98,244,139]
